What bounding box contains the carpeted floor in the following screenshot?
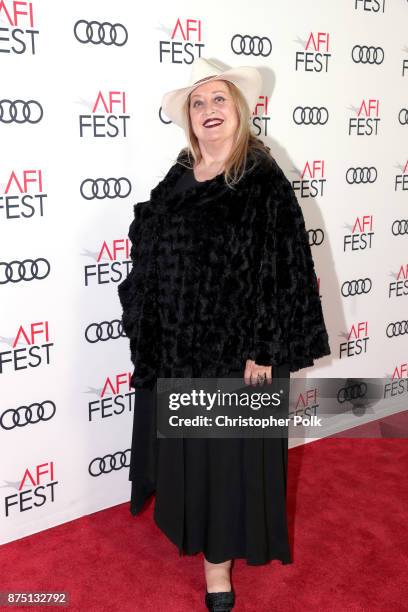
[1,433,407,611]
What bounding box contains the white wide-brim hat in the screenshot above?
[161,57,262,129]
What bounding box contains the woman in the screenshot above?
[118,57,331,611]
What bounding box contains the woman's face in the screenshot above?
[188,79,239,146]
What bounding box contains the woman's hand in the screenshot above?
[244,359,272,386]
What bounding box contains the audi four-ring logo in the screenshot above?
[307,229,324,246]
[293,106,329,125]
[398,109,408,124]
[80,178,132,200]
[351,45,384,64]
[337,382,367,404]
[391,220,408,235]
[346,167,377,184]
[0,99,43,124]
[74,20,128,46]
[1,401,56,430]
[230,34,272,56]
[88,450,131,477]
[386,320,408,338]
[341,278,372,297]
[85,320,126,343]
[0,258,51,284]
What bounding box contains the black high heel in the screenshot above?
[204,589,235,611]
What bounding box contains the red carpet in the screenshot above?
[1,435,407,611]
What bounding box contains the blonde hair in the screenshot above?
[177,80,272,189]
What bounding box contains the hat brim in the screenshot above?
[161,66,262,129]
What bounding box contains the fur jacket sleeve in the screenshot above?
[118,148,331,388]
[251,159,331,371]
[117,200,161,387]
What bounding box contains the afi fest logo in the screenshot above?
[395,160,408,191]
[384,363,408,398]
[288,387,320,422]
[252,96,270,137]
[83,239,131,286]
[354,0,385,13]
[348,99,381,135]
[0,321,53,374]
[295,32,331,72]
[339,322,369,359]
[0,169,46,220]
[343,215,374,252]
[79,91,130,138]
[86,372,135,421]
[4,461,57,517]
[292,160,326,199]
[389,264,408,298]
[159,18,204,64]
[0,0,39,55]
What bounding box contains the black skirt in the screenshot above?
[129,364,292,566]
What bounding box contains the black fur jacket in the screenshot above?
[118,147,331,389]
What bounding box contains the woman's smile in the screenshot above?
[203,117,224,128]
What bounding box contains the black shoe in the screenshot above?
[205,589,235,611]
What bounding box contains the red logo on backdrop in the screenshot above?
[83,239,131,286]
[79,91,130,137]
[349,99,381,135]
[0,321,53,374]
[159,18,204,63]
[395,160,408,191]
[4,461,58,517]
[292,160,326,199]
[87,372,134,421]
[0,169,46,220]
[384,363,408,398]
[389,265,408,298]
[391,363,408,380]
[295,32,331,72]
[289,387,320,422]
[0,0,39,55]
[343,215,374,251]
[252,95,270,137]
[340,322,369,359]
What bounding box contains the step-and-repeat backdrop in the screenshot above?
[1,0,407,544]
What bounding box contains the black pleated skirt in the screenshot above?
[129,365,292,566]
